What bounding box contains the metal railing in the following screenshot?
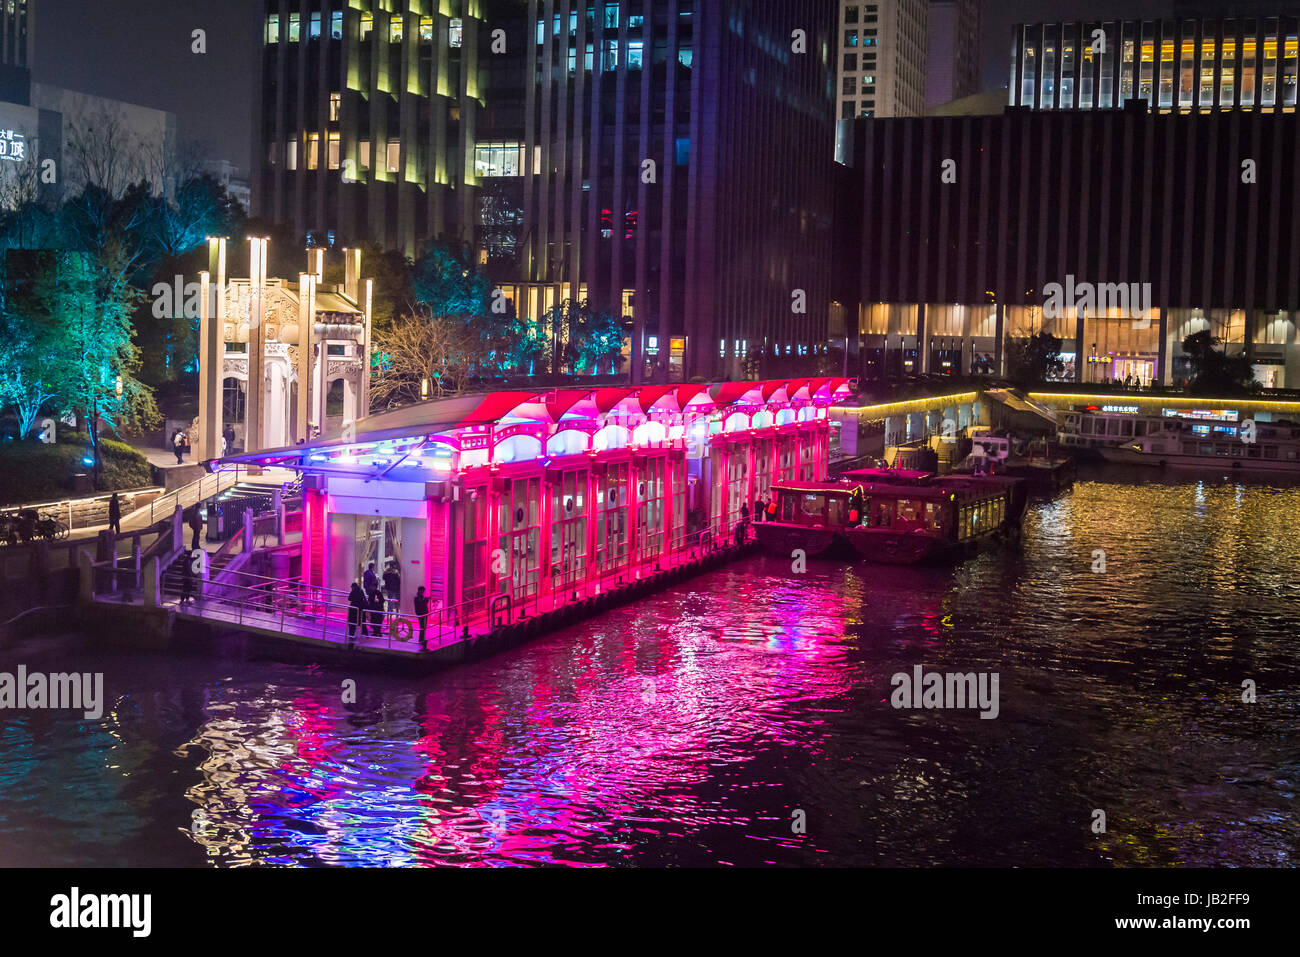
[160,569,483,652]
[154,517,749,652]
[139,467,244,528]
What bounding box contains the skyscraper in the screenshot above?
[487,0,840,382]
[253,1,486,256]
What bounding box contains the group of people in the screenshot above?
[345,561,436,650]
[733,496,774,545]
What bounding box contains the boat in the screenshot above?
[753,467,1028,565]
[954,431,1075,494]
[1100,419,1300,472]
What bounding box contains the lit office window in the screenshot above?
[361,13,373,39]
[450,18,462,47]
[474,142,525,177]
[331,11,342,40]
[391,17,403,43]
[675,137,690,165]
[845,30,858,47]
[604,3,619,29]
[419,16,433,42]
[678,46,693,68]
[628,40,643,69]
[288,12,300,42]
[861,74,874,91]
[265,14,279,43]
[358,141,371,169]
[287,139,298,170]
[310,12,321,39]
[328,132,340,170]
[604,39,618,70]
[1222,38,1237,105]
[329,92,341,122]
[306,133,320,170]
[387,141,400,173]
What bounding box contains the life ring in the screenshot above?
[391,618,414,642]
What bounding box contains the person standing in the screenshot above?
[180,552,196,605]
[172,429,185,464]
[368,587,385,637]
[363,562,378,596]
[413,586,430,650]
[188,505,203,550]
[347,582,366,647]
[223,424,235,455]
[107,493,121,536]
[383,563,401,615]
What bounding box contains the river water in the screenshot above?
[3,466,1299,867]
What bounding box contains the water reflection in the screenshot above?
[2,471,1299,867]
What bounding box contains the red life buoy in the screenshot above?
[391,618,414,641]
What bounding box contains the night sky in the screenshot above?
[31,1,1176,173]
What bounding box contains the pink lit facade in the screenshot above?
[219,379,851,625]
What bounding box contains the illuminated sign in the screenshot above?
[1162,408,1239,422]
[1100,405,1139,414]
[0,129,26,162]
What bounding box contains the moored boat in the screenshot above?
[1101,419,1300,472]
[753,468,1028,565]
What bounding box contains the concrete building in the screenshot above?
[836,0,927,121]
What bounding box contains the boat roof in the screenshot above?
[841,467,934,484]
[773,471,1021,500]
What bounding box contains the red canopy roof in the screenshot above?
[461,391,546,426]
[675,384,710,408]
[638,385,677,412]
[709,381,756,408]
[594,387,634,413]
[546,388,596,421]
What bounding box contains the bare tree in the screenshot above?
[371,306,487,408]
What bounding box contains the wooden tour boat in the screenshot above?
[753,468,1029,565]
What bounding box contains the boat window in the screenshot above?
[798,493,826,525]
[895,499,924,530]
[872,499,894,528]
[780,493,795,523]
[924,501,946,532]
[827,496,847,527]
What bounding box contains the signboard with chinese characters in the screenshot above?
[0,129,26,162]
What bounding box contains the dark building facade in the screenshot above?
[497,0,840,382]
[926,0,982,109]
[1010,16,1300,112]
[839,106,1300,388]
[253,0,487,255]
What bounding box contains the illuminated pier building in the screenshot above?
[216,379,849,628]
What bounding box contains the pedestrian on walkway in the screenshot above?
[363,562,378,596]
[347,582,366,647]
[223,424,235,455]
[107,493,121,535]
[413,586,430,650]
[172,429,186,464]
[368,587,385,636]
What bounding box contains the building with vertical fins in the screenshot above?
[253,0,486,256]
[1009,16,1300,112]
[490,0,839,383]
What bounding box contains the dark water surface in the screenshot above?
[3,467,1299,867]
